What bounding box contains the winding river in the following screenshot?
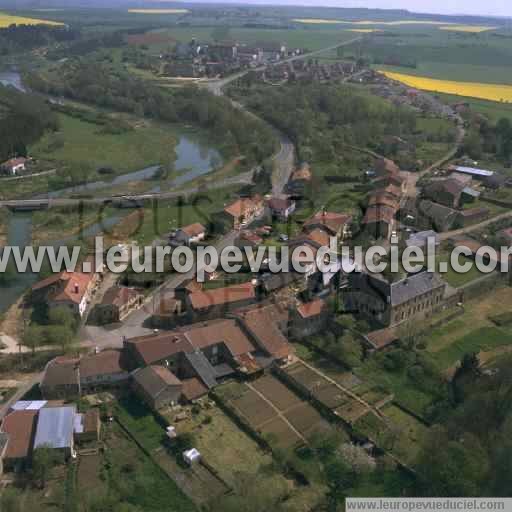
[0,71,223,315]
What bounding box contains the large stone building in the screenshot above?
[343,271,447,327]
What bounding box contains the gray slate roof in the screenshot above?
[390,272,446,306]
[184,351,218,389]
[34,406,76,450]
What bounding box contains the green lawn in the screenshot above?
[31,112,177,176]
[154,26,358,52]
[436,250,485,288]
[436,92,512,122]
[114,397,167,452]
[427,325,512,370]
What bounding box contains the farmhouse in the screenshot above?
[362,205,396,240]
[344,271,447,327]
[303,211,352,238]
[173,223,207,246]
[40,357,80,400]
[0,410,38,471]
[92,286,144,324]
[1,157,27,175]
[235,229,264,249]
[223,195,264,230]
[290,299,328,339]
[40,350,131,399]
[186,281,257,320]
[132,365,183,411]
[267,197,296,220]
[423,178,465,208]
[31,270,100,317]
[233,303,294,363]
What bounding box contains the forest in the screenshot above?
[0,85,59,162]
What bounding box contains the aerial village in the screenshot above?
[2,22,512,510]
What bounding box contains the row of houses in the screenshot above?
[37,299,327,411]
[0,402,100,473]
[362,158,406,240]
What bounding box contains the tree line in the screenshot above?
[25,57,277,166]
[0,85,59,162]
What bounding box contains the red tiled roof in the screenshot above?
[1,410,37,460]
[32,271,95,305]
[180,223,206,237]
[2,157,26,169]
[127,333,192,366]
[79,350,129,379]
[268,197,294,211]
[303,211,352,235]
[297,299,325,319]
[375,158,400,175]
[366,327,398,350]
[181,378,208,401]
[306,228,332,248]
[127,319,256,364]
[101,286,141,307]
[362,205,396,224]
[235,303,293,360]
[188,282,256,310]
[224,196,263,218]
[183,318,255,357]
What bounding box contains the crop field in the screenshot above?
[127,9,190,15]
[354,405,429,465]
[217,376,331,448]
[293,19,456,26]
[439,25,496,33]
[283,361,391,425]
[0,11,63,27]
[381,71,512,103]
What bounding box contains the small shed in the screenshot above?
[183,448,201,466]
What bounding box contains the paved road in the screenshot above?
[0,169,255,210]
[204,36,362,97]
[439,209,512,242]
[79,229,238,346]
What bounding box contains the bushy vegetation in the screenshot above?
[25,58,276,166]
[0,85,58,162]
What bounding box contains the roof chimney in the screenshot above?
[74,283,79,294]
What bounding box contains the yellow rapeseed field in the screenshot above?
[0,12,63,27]
[127,9,189,14]
[347,28,382,33]
[293,19,455,26]
[381,71,512,103]
[439,25,496,33]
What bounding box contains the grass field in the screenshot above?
[381,71,512,103]
[425,287,512,370]
[0,11,63,27]
[148,26,357,51]
[435,92,512,122]
[30,112,177,176]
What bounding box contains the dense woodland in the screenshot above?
[0,24,78,55]
[229,82,419,163]
[0,85,58,162]
[25,59,276,166]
